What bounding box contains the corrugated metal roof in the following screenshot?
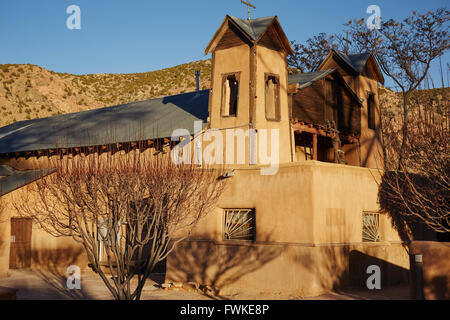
[288,69,335,88]
[0,90,209,154]
[0,165,13,176]
[228,16,276,41]
[0,165,55,196]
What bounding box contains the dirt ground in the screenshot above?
[0,269,411,300]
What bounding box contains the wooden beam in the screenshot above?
[292,122,328,137]
[313,133,318,160]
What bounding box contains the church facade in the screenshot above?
[0,15,409,296]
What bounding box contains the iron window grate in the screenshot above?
[223,209,255,241]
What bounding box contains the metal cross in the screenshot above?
[241,0,256,20]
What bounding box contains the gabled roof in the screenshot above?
[228,16,276,41]
[205,15,293,55]
[0,165,55,196]
[345,52,372,73]
[0,90,209,154]
[316,50,384,84]
[289,69,363,107]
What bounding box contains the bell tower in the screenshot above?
[205,15,294,165]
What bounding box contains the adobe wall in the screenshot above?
[254,45,293,164]
[166,241,409,297]
[190,161,401,243]
[409,241,450,300]
[209,45,251,130]
[0,181,88,277]
[343,75,384,169]
[1,160,408,296]
[166,161,409,295]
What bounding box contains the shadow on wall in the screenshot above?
[294,245,351,292]
[294,245,410,294]
[429,276,448,300]
[378,172,448,245]
[28,248,91,300]
[349,250,409,289]
[409,241,450,300]
[165,235,284,299]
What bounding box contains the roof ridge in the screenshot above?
[228,15,276,41]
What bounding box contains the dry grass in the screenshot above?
[0,60,212,126]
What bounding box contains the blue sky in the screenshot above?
[0,0,448,89]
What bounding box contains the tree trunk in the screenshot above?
[398,93,410,170]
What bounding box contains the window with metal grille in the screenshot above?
[362,212,380,242]
[223,209,255,241]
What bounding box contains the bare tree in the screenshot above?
[16,146,226,300]
[379,88,450,233]
[346,8,449,168]
[287,33,345,73]
[0,193,5,222]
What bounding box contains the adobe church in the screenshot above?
[0,14,409,296]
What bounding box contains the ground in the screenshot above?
[0,269,410,300]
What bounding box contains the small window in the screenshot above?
[222,74,239,117]
[223,209,255,241]
[265,74,280,121]
[367,93,376,130]
[362,212,380,242]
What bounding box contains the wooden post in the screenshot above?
[414,254,424,299]
[313,133,318,160]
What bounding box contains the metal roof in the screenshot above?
[334,51,371,73]
[228,16,276,41]
[0,90,209,154]
[315,50,372,74]
[0,165,55,196]
[288,69,335,89]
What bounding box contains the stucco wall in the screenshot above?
[166,161,409,296]
[340,75,383,169]
[190,161,402,244]
[210,45,251,130]
[0,181,88,277]
[409,241,450,300]
[254,45,292,164]
[166,241,409,297]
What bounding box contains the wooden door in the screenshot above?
[9,218,32,269]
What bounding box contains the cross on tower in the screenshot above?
[241,0,256,20]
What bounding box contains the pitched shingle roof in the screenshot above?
[0,90,209,154]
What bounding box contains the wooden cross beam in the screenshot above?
[241,0,256,20]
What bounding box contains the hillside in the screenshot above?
[0,60,212,126]
[0,60,447,128]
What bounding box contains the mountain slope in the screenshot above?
[0,60,212,126]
